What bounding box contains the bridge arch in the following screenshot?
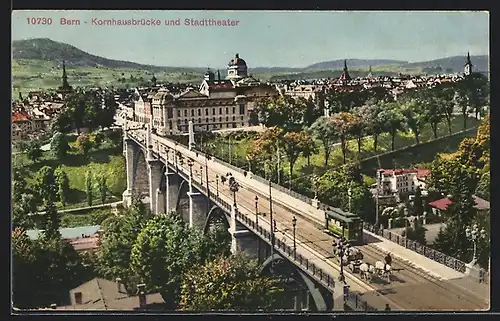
[202,205,230,235]
[132,147,149,199]
[260,253,327,311]
[175,179,190,213]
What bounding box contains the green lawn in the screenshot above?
[13,135,126,209]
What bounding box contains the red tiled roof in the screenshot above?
[428,195,490,211]
[12,111,30,122]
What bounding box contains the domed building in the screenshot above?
[226,53,248,80]
[134,53,278,135]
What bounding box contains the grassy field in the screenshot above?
[12,59,203,98]
[207,115,479,179]
[13,134,126,210]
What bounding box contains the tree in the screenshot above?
[357,104,384,152]
[51,110,73,133]
[26,141,42,163]
[256,96,304,131]
[35,166,58,204]
[43,200,61,240]
[402,219,427,245]
[96,174,108,204]
[12,230,93,308]
[13,169,28,203]
[93,132,105,149]
[248,127,283,180]
[329,112,357,164]
[302,97,323,127]
[279,131,309,188]
[85,170,93,206]
[434,84,456,135]
[309,116,337,166]
[418,89,444,139]
[413,186,424,216]
[475,172,490,202]
[50,131,70,159]
[400,99,425,144]
[96,197,150,290]
[12,194,37,230]
[300,131,318,167]
[98,91,118,129]
[54,167,70,208]
[350,110,367,153]
[179,254,284,311]
[130,213,222,309]
[76,133,93,157]
[378,103,405,151]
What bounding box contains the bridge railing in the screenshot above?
[363,222,467,274]
[208,152,314,206]
[234,210,377,311]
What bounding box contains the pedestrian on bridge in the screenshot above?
[385,253,392,266]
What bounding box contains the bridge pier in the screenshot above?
[148,160,163,215]
[228,208,260,258]
[165,170,179,213]
[188,191,207,230]
[123,138,136,207]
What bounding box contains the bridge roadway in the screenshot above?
[128,128,488,311]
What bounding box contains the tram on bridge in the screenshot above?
[323,208,364,244]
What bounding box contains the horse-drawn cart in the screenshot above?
[348,260,363,273]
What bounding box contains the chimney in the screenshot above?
[74,292,82,305]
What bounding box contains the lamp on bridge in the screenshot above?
[292,216,297,259]
[216,175,219,197]
[200,165,203,185]
[465,223,486,266]
[255,196,259,225]
[187,159,194,193]
[229,179,240,208]
[335,238,346,284]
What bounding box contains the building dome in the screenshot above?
[228,53,247,67]
[153,88,173,103]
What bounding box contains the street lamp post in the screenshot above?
[229,179,239,208]
[404,207,409,248]
[200,165,203,185]
[292,216,297,259]
[466,223,486,266]
[255,196,259,225]
[216,175,219,197]
[187,159,194,193]
[336,238,346,283]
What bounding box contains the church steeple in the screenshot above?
[338,59,352,85]
[217,70,221,81]
[60,60,72,91]
[368,65,373,78]
[464,52,473,76]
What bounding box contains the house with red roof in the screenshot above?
[428,195,490,217]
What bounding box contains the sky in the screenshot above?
[12,10,489,68]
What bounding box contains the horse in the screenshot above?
[359,262,375,282]
[375,261,392,282]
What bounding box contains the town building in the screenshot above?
[47,278,165,310]
[428,195,490,217]
[133,53,278,135]
[24,225,102,252]
[376,168,431,197]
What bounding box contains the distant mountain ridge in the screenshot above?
[12,38,489,74]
